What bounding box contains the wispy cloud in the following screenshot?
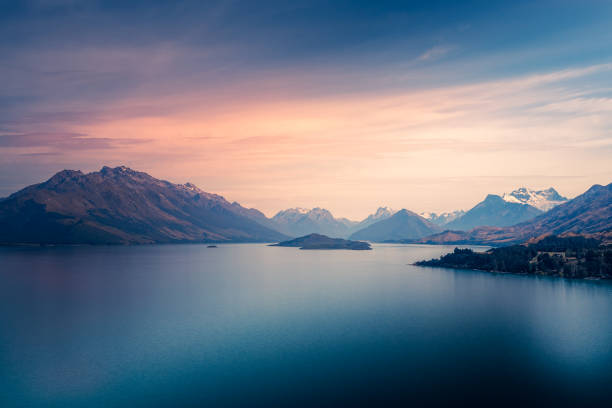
[417,45,453,61]
[0,132,150,150]
[2,1,612,216]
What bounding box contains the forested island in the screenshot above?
[270,233,372,250]
[416,236,612,279]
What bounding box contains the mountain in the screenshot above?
[349,209,441,242]
[418,182,612,245]
[270,207,358,238]
[420,210,465,226]
[0,166,288,245]
[445,194,542,231]
[270,233,371,250]
[349,207,397,232]
[502,187,568,211]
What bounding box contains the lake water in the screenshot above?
[1,243,611,407]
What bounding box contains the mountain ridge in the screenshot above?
[270,207,358,238]
[416,182,612,245]
[502,187,568,211]
[349,209,441,242]
[445,194,542,231]
[0,166,288,245]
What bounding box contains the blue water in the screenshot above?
[1,243,611,407]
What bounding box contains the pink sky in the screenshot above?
[3,61,610,219]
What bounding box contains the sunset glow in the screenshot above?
[2,1,611,219]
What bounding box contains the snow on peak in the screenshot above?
[305,208,336,222]
[373,206,396,218]
[288,207,310,215]
[501,187,568,211]
[419,210,465,226]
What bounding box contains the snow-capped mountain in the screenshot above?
[271,207,357,238]
[419,210,465,226]
[501,187,568,211]
[353,207,396,229]
[349,209,441,242]
[445,194,542,231]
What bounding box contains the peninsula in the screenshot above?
[415,236,612,279]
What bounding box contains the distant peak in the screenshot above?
[501,186,568,211]
[55,169,83,177]
[100,165,136,174]
[287,207,310,214]
[46,169,83,185]
[310,207,331,214]
[395,208,418,216]
[484,194,503,201]
[586,184,604,193]
[375,206,394,214]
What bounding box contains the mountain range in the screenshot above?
[267,206,397,238]
[418,188,567,231]
[349,209,441,242]
[0,166,287,244]
[0,166,608,246]
[417,183,612,245]
[501,187,568,211]
[270,207,357,238]
[420,211,465,226]
[444,194,543,231]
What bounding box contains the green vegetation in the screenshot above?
[416,236,612,279]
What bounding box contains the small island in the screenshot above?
[415,235,612,279]
[270,233,372,250]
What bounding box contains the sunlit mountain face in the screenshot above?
[1,1,611,219]
[501,187,568,211]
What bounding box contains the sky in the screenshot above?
[1,0,612,219]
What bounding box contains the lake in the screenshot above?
[1,243,611,407]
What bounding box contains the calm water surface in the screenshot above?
[1,244,611,407]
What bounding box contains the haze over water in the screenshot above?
[1,244,611,407]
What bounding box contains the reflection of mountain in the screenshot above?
[0,166,288,244]
[349,209,441,242]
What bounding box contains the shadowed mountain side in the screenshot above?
[445,194,542,231]
[414,183,612,245]
[0,166,288,245]
[349,209,441,242]
[270,233,371,250]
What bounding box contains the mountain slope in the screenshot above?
[445,194,542,231]
[349,207,396,233]
[349,209,441,242]
[0,166,287,244]
[270,207,357,238]
[502,187,567,211]
[419,182,612,245]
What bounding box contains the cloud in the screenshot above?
[417,46,453,61]
[0,132,150,150]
